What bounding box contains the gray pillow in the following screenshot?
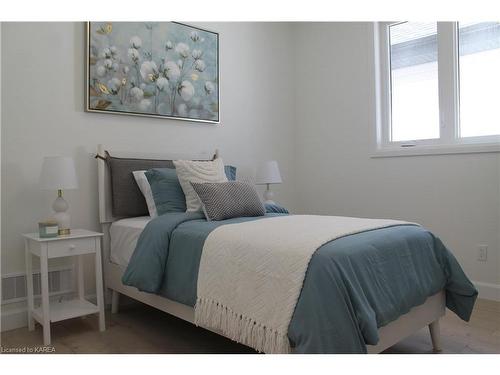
[191,181,265,221]
[105,151,174,217]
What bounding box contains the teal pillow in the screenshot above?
[264,203,289,214]
[224,165,237,181]
[145,168,186,215]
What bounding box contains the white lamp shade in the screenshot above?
[39,156,78,190]
[256,160,282,185]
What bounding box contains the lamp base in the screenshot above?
[263,184,275,203]
[52,191,71,236]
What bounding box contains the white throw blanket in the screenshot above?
[194,215,414,353]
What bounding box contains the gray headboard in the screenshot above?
[96,144,213,224]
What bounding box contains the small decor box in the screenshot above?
[38,220,59,238]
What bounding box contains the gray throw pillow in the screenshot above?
[191,181,265,221]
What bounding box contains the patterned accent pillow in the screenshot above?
[191,181,265,221]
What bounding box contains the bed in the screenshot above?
[97,144,477,354]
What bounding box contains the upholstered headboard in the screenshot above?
[96,144,213,225]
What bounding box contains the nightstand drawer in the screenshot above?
[47,237,96,258]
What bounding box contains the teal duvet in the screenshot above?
[122,212,477,353]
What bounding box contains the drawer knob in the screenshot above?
[69,244,76,250]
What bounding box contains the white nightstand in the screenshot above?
[22,229,105,345]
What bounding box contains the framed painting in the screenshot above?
[86,22,219,123]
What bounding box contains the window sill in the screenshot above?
[371,142,500,158]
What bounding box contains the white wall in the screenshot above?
[1,22,296,278]
[294,22,500,295]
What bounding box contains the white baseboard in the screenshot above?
[473,281,500,302]
[1,293,98,332]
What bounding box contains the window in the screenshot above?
[389,22,440,142]
[458,22,500,138]
[376,22,500,155]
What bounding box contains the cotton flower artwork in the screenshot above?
[87,22,219,123]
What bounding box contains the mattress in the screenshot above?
[110,216,151,267]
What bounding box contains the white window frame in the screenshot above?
[373,22,500,157]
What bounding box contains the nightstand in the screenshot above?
[22,229,105,345]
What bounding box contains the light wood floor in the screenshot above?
[1,298,499,354]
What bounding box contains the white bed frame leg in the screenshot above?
[429,320,442,352]
[111,289,120,314]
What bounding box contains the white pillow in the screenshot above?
[132,170,158,218]
[173,158,228,212]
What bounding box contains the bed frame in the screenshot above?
[96,144,446,354]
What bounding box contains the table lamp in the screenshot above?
[39,156,78,235]
[255,160,282,204]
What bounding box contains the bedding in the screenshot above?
[132,171,158,218]
[173,158,228,212]
[145,168,186,215]
[109,205,285,268]
[264,202,289,214]
[195,215,415,353]
[110,216,151,267]
[134,165,237,217]
[122,213,477,353]
[106,151,235,217]
[224,165,237,181]
[191,181,265,221]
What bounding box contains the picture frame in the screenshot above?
[86,22,220,124]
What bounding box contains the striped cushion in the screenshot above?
[191,181,265,221]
